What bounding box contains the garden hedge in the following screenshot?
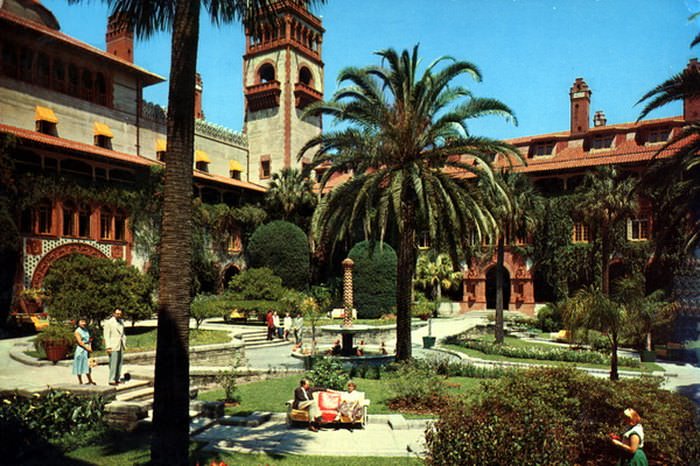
[347,241,397,318]
[425,367,700,466]
[247,220,310,290]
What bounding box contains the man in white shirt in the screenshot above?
[104,308,127,385]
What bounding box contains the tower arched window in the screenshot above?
[299,67,313,86]
[258,63,275,83]
[62,200,77,236]
[100,208,113,239]
[37,199,53,234]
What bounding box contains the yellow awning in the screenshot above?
[228,160,244,172]
[195,150,210,163]
[155,139,167,152]
[93,122,113,138]
[35,106,58,123]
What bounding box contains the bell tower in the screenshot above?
[243,0,324,185]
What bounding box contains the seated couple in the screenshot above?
[292,378,363,432]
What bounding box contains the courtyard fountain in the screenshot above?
[292,257,395,366]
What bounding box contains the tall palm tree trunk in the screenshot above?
[495,236,505,344]
[151,1,199,463]
[396,199,416,361]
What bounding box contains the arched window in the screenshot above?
[100,207,113,239]
[36,53,50,87]
[258,63,275,83]
[78,203,91,238]
[52,58,65,92]
[299,67,313,86]
[36,199,53,234]
[114,210,126,241]
[62,200,77,236]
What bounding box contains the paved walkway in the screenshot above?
[1,313,698,458]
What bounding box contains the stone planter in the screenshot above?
[422,336,436,349]
[43,339,70,364]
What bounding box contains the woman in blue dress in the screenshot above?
[72,318,95,385]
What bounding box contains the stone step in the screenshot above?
[114,378,151,394]
[116,386,154,402]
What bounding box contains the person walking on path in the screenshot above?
[104,308,126,385]
[265,310,275,340]
[283,312,293,341]
[293,312,304,347]
[72,318,95,385]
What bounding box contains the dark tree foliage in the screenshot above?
[347,241,397,318]
[247,220,310,290]
[43,254,154,327]
[425,367,700,466]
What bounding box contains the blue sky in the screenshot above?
[44,0,700,139]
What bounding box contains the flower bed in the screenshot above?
[445,336,640,368]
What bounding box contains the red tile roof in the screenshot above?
[1,123,268,193]
[0,10,164,86]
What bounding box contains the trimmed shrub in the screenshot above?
[227,267,285,301]
[386,361,447,405]
[191,294,231,329]
[247,220,310,290]
[347,241,397,318]
[0,390,106,460]
[307,357,349,390]
[425,367,700,466]
[43,254,154,327]
[536,302,563,332]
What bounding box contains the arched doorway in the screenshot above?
[485,265,511,310]
[222,264,240,290]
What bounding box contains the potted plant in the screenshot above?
[35,321,75,364]
[18,288,47,314]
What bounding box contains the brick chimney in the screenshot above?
[106,13,133,63]
[684,59,700,121]
[569,78,591,135]
[195,73,204,120]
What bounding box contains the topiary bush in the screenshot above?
[307,357,349,390]
[43,254,154,327]
[227,267,285,301]
[247,220,310,290]
[425,367,700,466]
[347,241,397,318]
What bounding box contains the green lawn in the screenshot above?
[62,430,422,466]
[27,328,231,359]
[199,374,485,417]
[443,343,664,373]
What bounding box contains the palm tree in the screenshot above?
[300,45,520,360]
[563,285,624,380]
[414,252,463,303]
[485,171,542,343]
[575,167,636,296]
[637,28,700,272]
[65,1,319,463]
[265,167,317,226]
